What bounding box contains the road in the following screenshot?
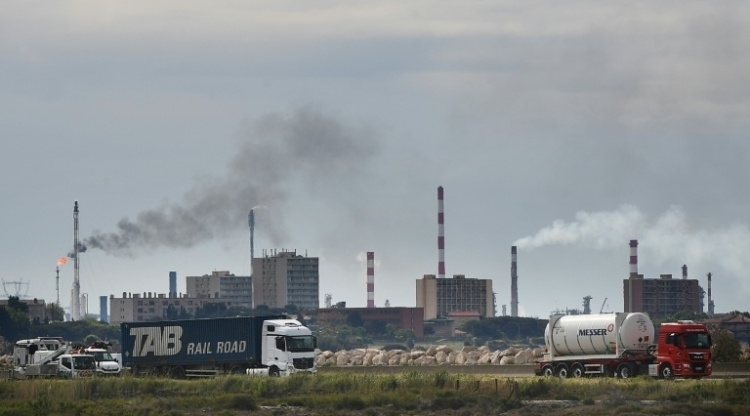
[318,362,750,378]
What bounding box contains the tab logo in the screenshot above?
[131,326,183,357]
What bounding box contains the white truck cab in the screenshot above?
[261,319,317,376]
[85,347,122,376]
[56,353,97,378]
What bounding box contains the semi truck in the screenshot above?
[12,337,97,379]
[535,313,712,379]
[121,315,317,378]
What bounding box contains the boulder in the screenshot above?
[514,348,534,364]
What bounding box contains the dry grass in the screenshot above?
[1,372,749,415]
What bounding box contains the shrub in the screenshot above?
[382,344,408,351]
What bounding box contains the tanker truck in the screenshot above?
[121,315,317,378]
[535,313,712,379]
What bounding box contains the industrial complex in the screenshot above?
[3,188,731,339]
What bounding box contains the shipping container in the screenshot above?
[121,315,288,375]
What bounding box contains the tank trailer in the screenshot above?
[536,313,712,379]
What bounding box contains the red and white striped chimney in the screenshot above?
[511,246,518,317]
[629,239,639,278]
[682,264,688,280]
[367,252,375,308]
[437,186,445,279]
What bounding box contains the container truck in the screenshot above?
[12,337,97,379]
[121,315,317,378]
[535,313,712,379]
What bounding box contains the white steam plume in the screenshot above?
[514,204,750,280]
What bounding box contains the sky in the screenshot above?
[2,1,750,319]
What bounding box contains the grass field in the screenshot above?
[1,372,749,416]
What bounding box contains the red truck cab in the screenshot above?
[655,321,712,378]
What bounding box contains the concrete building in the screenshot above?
[0,298,46,322]
[623,240,703,319]
[318,306,425,340]
[252,250,319,311]
[416,274,494,320]
[186,270,252,308]
[623,274,702,318]
[108,292,233,325]
[701,312,750,344]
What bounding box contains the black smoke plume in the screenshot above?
[84,108,377,256]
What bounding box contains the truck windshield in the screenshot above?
[286,336,316,352]
[73,356,97,370]
[93,352,115,362]
[683,332,711,348]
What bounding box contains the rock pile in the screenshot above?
[315,345,545,367]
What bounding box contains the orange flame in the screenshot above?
[57,257,67,266]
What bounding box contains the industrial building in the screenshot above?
[416,274,494,320]
[107,292,233,324]
[186,270,252,308]
[252,250,319,311]
[701,312,750,344]
[0,298,47,322]
[623,240,703,318]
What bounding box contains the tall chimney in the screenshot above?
[511,246,518,317]
[99,296,108,323]
[629,239,639,279]
[437,186,445,279]
[367,252,375,308]
[682,264,688,280]
[169,271,177,297]
[707,272,714,316]
[627,239,639,313]
[70,201,81,321]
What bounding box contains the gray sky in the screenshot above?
[2,1,749,318]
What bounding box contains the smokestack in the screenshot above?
[682,264,688,280]
[629,239,639,279]
[707,272,714,316]
[169,271,177,297]
[367,252,375,308]
[437,186,445,279]
[100,296,108,323]
[55,266,60,307]
[511,246,518,317]
[248,210,255,273]
[70,201,81,321]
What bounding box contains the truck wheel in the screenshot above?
[541,365,554,377]
[660,364,673,379]
[616,363,632,379]
[555,363,569,378]
[230,365,245,375]
[571,363,584,378]
[171,366,186,379]
[269,366,280,377]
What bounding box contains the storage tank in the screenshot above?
[545,313,655,358]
